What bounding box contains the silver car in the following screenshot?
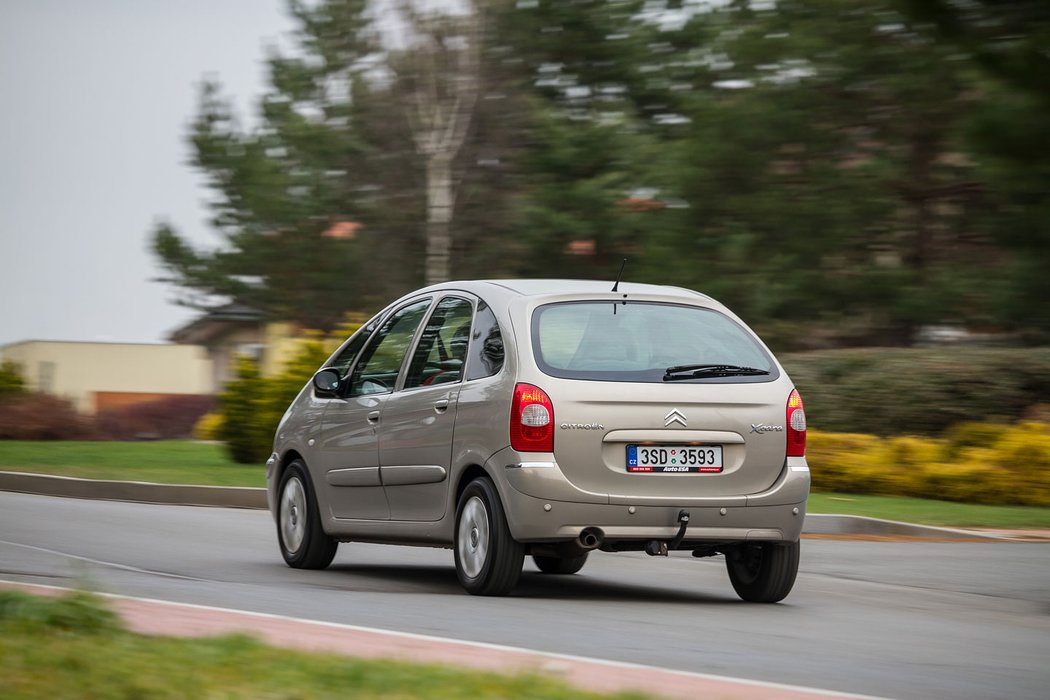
[266,280,809,602]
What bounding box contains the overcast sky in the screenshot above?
[0,0,296,346]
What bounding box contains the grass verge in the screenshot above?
[0,440,260,487]
[807,492,1050,529]
[0,589,643,700]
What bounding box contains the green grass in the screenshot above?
[0,590,643,700]
[0,440,261,487]
[1,440,1048,528]
[808,492,1050,529]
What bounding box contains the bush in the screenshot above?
[0,394,97,440]
[219,339,332,464]
[219,357,269,464]
[782,347,1050,436]
[192,411,224,441]
[0,360,25,397]
[95,395,214,441]
[808,422,1050,507]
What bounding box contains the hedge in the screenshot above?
[808,422,1050,507]
[0,393,213,441]
[782,347,1050,436]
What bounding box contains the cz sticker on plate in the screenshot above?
[626,445,723,473]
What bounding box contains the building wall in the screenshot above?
[0,341,213,414]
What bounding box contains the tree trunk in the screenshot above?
[425,154,454,284]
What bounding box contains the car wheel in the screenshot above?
[277,460,337,569]
[533,552,589,575]
[454,477,524,596]
[725,540,799,603]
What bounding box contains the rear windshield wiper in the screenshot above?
[663,364,770,381]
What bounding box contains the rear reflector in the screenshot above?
[511,383,554,452]
[786,389,807,457]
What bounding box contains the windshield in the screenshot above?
[532,301,777,383]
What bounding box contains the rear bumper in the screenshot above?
[493,450,809,543]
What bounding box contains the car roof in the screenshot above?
[460,279,712,301]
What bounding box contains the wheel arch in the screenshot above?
[454,463,491,509]
[277,449,305,484]
[271,449,307,519]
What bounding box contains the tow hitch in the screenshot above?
[644,509,690,556]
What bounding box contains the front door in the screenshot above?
[319,298,432,520]
[380,296,474,521]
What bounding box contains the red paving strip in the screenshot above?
[2,581,882,700]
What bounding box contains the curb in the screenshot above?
[801,513,1011,541]
[0,471,267,509]
[0,470,1026,541]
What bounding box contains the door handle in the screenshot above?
[434,399,449,413]
[366,410,381,424]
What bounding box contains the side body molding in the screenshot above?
[325,467,381,487]
[381,465,448,486]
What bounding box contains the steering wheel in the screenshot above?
[360,378,390,394]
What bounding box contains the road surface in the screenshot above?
[1,492,1047,699]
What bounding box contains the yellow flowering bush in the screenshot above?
[808,423,1050,507]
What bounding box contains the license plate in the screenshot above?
[626,445,723,473]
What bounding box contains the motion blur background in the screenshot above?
[1,1,1048,507]
[3,0,1049,349]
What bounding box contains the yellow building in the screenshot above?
[0,340,212,414]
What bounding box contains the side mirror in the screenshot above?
[312,368,342,394]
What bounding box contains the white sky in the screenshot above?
[0,0,295,346]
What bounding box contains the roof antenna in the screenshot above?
[611,258,627,293]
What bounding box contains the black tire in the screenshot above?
[454,477,525,596]
[277,460,338,569]
[725,540,800,603]
[533,552,589,575]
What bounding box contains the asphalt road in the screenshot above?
[1,492,1047,700]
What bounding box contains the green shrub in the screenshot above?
[783,347,1050,436]
[219,340,332,464]
[0,360,26,397]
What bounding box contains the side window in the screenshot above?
[465,300,505,381]
[349,300,431,395]
[404,297,474,389]
[326,313,384,377]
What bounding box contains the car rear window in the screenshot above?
[532,301,777,383]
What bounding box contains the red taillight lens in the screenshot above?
[511,383,554,452]
[786,389,807,457]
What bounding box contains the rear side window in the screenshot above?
[532,301,776,383]
[404,297,474,389]
[465,301,505,381]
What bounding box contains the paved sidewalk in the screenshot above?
[3,581,882,700]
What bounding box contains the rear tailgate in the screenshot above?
[546,377,791,500]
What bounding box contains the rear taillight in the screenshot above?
[786,389,806,457]
[511,383,554,452]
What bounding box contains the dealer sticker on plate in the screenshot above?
[626,445,723,473]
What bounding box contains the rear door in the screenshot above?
[531,300,789,501]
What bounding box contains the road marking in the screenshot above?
[1,579,888,700]
[0,539,212,582]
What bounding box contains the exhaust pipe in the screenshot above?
[577,527,604,550]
